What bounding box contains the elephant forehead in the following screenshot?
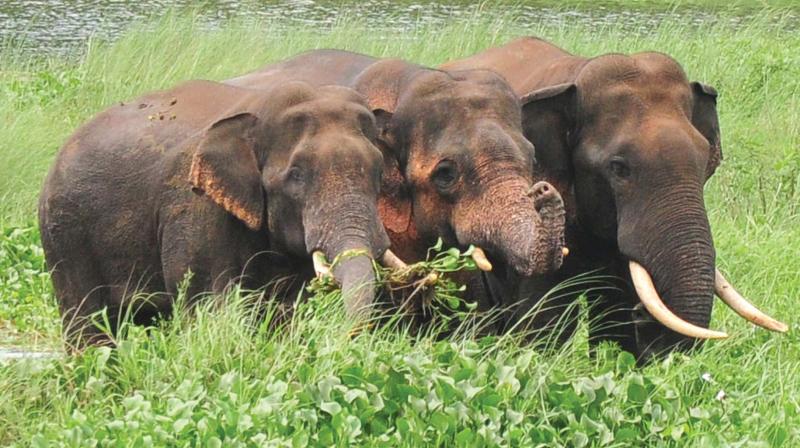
[579,52,686,83]
[578,55,690,103]
[580,79,694,131]
[409,87,518,118]
[400,71,519,115]
[280,99,372,124]
[316,85,369,106]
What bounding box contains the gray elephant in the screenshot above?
[39,79,402,348]
[443,37,786,361]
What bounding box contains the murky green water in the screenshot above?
[1,0,779,55]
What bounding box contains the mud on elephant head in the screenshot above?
[354,60,567,277]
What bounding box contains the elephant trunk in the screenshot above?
[618,182,717,360]
[332,254,377,318]
[455,175,566,277]
[306,193,390,319]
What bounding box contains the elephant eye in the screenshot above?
[608,158,631,179]
[287,166,304,183]
[432,159,459,190]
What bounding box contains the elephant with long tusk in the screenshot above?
[39,79,408,348]
[631,262,787,338]
[443,37,787,361]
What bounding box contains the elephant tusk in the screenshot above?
[629,261,728,339]
[471,247,493,272]
[715,269,788,333]
[381,249,408,269]
[312,251,332,279]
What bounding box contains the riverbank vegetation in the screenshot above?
[1,8,798,445]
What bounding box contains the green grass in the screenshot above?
[1,8,799,446]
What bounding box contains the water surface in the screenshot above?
[1,0,775,55]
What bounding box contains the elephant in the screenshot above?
[443,37,787,360]
[39,79,399,348]
[227,50,568,312]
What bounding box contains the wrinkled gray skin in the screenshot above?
[39,80,389,348]
[228,50,567,310]
[444,37,723,361]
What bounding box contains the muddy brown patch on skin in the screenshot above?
[377,193,411,235]
[377,194,422,263]
[367,89,399,113]
[189,153,262,230]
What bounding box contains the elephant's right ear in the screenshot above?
[520,83,577,183]
[189,112,264,231]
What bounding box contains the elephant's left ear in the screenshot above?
[190,112,264,230]
[691,82,722,179]
[519,82,577,189]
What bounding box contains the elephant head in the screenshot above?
[520,53,786,358]
[357,62,566,277]
[190,82,393,317]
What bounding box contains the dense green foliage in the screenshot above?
[1,8,798,446]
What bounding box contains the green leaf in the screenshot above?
[292,431,309,448]
[369,416,390,436]
[573,431,589,448]
[455,428,474,446]
[318,425,335,446]
[345,415,362,439]
[616,351,636,373]
[689,407,710,420]
[506,409,524,425]
[344,388,367,404]
[430,411,451,433]
[627,382,647,404]
[396,417,411,436]
[480,392,502,407]
[445,248,461,258]
[173,418,192,434]
[615,426,638,442]
[320,401,342,416]
[670,424,685,441]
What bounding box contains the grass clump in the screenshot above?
[2,284,791,446]
[0,7,798,446]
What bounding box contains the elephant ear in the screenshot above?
[373,108,396,151]
[372,107,412,234]
[189,112,264,231]
[520,82,578,188]
[690,82,722,179]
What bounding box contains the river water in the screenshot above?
[0,0,776,55]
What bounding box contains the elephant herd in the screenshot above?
[38,37,787,361]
